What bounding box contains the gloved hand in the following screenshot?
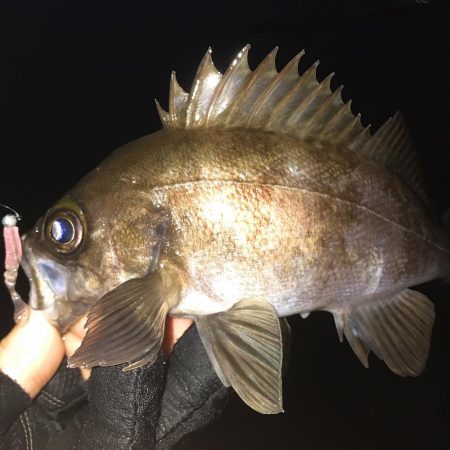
[76,323,231,450]
[0,311,232,450]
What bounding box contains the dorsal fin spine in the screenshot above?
[304,79,342,136]
[169,71,188,126]
[318,85,345,138]
[286,71,335,130]
[156,45,429,205]
[155,99,170,127]
[224,46,279,127]
[238,47,280,127]
[340,111,363,146]
[247,51,305,127]
[352,124,372,150]
[185,47,221,128]
[207,44,251,126]
[169,71,177,124]
[266,60,320,130]
[285,70,332,129]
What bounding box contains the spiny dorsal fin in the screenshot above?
[156,45,428,204]
[156,44,361,145]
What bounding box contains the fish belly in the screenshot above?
[159,181,446,317]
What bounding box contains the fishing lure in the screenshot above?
[1,205,28,322]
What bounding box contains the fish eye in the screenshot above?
[44,198,86,254]
[50,217,75,244]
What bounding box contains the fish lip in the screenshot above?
[20,235,75,330]
[19,240,34,303]
[20,234,94,332]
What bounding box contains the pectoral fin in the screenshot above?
[195,299,283,414]
[69,271,172,371]
[332,289,435,376]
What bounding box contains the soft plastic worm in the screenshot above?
[2,213,29,322]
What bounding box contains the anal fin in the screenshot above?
[195,299,283,414]
[332,289,435,376]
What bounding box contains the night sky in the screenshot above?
[0,1,449,449]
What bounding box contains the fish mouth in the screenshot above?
[20,237,83,331]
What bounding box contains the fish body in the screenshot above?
[20,45,450,414]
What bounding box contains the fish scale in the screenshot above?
[17,45,450,414]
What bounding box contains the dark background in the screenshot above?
[0,1,449,449]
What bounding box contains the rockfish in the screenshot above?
[20,45,450,414]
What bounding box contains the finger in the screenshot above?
[69,315,88,340]
[163,317,193,355]
[0,309,65,398]
[63,330,91,381]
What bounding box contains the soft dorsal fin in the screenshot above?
[156,45,428,204]
[359,112,429,205]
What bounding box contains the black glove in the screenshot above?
[0,324,232,450]
[156,325,231,450]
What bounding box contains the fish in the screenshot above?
[19,44,450,414]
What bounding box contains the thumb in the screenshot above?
[0,309,65,398]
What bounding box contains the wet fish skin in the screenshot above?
[63,127,447,315]
[19,45,450,414]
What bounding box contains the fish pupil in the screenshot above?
[51,218,74,244]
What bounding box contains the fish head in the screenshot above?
[21,174,168,331]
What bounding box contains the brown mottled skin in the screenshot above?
[22,128,450,330]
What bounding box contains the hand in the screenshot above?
[0,308,65,398]
[70,327,230,450]
[0,306,194,398]
[69,317,230,449]
[0,310,231,449]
